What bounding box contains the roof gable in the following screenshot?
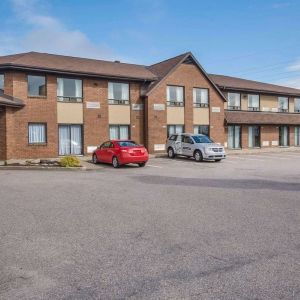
[145,52,227,101]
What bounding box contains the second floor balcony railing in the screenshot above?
[227,106,241,110]
[108,99,130,105]
[57,96,83,103]
[167,101,184,107]
[193,102,209,108]
[278,108,288,112]
[248,107,260,111]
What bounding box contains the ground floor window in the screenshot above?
[279,126,289,146]
[228,125,241,149]
[109,125,130,140]
[167,125,184,137]
[295,126,300,146]
[59,125,83,155]
[193,125,209,136]
[28,123,47,144]
[248,125,261,148]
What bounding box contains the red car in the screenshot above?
[92,140,149,168]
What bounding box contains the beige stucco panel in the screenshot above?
[167,107,184,124]
[260,95,278,110]
[193,108,209,125]
[241,94,248,110]
[57,102,83,124]
[289,98,294,112]
[109,105,130,124]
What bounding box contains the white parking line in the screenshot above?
[228,156,266,161]
[147,164,163,168]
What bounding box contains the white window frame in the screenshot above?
[294,98,300,113]
[227,93,241,110]
[278,97,288,112]
[167,86,184,106]
[28,123,47,144]
[0,74,4,91]
[248,94,260,111]
[167,125,184,137]
[193,125,209,136]
[109,125,130,139]
[193,88,209,107]
[57,78,83,102]
[108,82,129,104]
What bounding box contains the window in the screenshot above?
[57,78,82,102]
[278,97,288,112]
[193,88,209,107]
[0,74,4,91]
[295,127,300,146]
[167,125,184,137]
[58,125,83,155]
[28,75,46,97]
[192,135,213,144]
[168,135,177,141]
[28,123,47,144]
[279,126,289,146]
[118,141,138,147]
[227,93,241,110]
[294,98,300,113]
[108,82,129,104]
[167,86,184,106]
[248,94,259,111]
[109,125,130,139]
[248,126,260,148]
[228,125,241,149]
[193,125,209,136]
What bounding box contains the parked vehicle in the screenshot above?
[92,140,149,168]
[166,133,226,162]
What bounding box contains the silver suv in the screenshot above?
[166,133,226,162]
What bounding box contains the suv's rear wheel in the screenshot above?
[168,147,175,158]
[194,150,203,162]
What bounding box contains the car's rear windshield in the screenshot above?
[192,135,213,143]
[117,141,139,147]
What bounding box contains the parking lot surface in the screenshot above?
[0,152,300,299]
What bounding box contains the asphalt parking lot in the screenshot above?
[0,152,300,299]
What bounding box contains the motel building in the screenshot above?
[0,51,300,161]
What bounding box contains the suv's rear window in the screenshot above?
[192,135,213,143]
[169,135,177,141]
[118,141,139,147]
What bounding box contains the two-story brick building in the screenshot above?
[0,51,300,161]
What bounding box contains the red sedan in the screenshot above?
[92,140,149,168]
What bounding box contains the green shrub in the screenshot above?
[60,156,81,168]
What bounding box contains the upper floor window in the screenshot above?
[278,97,288,112]
[227,93,241,110]
[193,88,209,107]
[57,78,82,102]
[294,98,300,113]
[167,86,184,106]
[0,74,4,92]
[28,75,46,97]
[248,94,259,111]
[108,82,129,104]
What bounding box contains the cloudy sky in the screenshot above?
[0,0,299,87]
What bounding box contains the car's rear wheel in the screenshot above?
[112,156,120,168]
[92,154,98,164]
[168,147,175,158]
[138,162,146,167]
[194,150,203,162]
[215,159,222,162]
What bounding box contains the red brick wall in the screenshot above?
[146,63,225,153]
[5,72,58,159]
[0,109,6,160]
[83,78,109,155]
[130,83,144,145]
